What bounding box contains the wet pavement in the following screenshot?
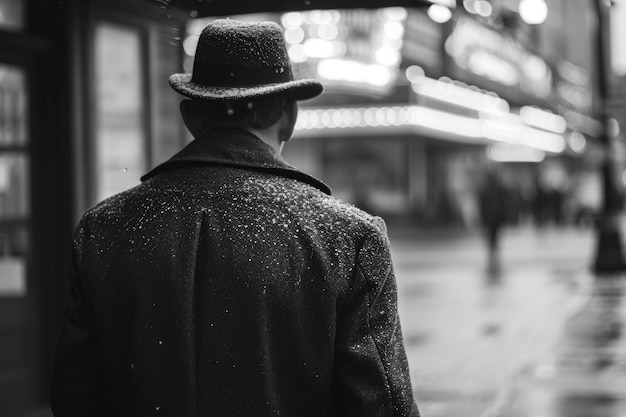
[503,274,626,417]
[388,224,626,417]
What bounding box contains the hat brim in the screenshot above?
[169,74,323,101]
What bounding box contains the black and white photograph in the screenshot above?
[1,0,626,416]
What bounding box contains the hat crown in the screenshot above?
[191,19,294,88]
[169,19,323,100]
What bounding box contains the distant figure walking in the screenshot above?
[478,167,508,273]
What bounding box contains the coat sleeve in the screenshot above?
[333,218,420,417]
[51,220,105,417]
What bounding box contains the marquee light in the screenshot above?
[487,144,546,163]
[406,66,510,115]
[521,128,567,153]
[282,12,305,28]
[567,132,587,153]
[474,1,493,17]
[295,105,566,155]
[427,4,453,23]
[282,8,404,92]
[296,106,482,137]
[380,7,409,21]
[462,0,492,16]
[467,50,519,86]
[445,18,552,98]
[317,59,394,87]
[520,106,567,133]
[519,0,548,25]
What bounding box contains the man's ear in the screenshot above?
[278,99,298,144]
[180,99,208,138]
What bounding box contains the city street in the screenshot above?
[388,223,625,417]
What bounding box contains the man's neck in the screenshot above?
[244,125,282,154]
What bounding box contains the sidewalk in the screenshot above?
[500,273,626,417]
[388,225,598,417]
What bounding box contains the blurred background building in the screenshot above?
[1,0,626,415]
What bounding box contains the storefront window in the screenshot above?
[0,64,27,297]
[611,0,626,76]
[0,65,27,146]
[0,228,27,296]
[0,154,28,217]
[0,0,24,31]
[94,22,146,202]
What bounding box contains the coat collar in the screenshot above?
[141,128,331,195]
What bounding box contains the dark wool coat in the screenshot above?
[51,128,419,417]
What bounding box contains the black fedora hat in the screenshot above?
[170,19,323,101]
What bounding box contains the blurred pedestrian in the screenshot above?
[51,19,419,417]
[478,166,508,273]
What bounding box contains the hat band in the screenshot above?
[191,63,294,88]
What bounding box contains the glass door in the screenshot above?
[0,1,46,414]
[0,64,28,297]
[0,59,39,416]
[93,22,147,202]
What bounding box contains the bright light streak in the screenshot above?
[481,117,565,153]
[411,76,510,115]
[366,65,393,86]
[427,5,452,23]
[487,144,546,162]
[520,106,567,133]
[317,59,393,87]
[522,128,566,153]
[296,105,483,138]
[303,39,344,58]
[519,0,548,25]
[416,107,483,137]
[468,50,519,86]
[375,46,401,66]
[481,117,523,143]
[295,105,565,155]
[384,21,405,38]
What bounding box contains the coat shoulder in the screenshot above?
[301,186,389,242]
[78,183,150,229]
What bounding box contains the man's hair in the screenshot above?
[184,96,290,132]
